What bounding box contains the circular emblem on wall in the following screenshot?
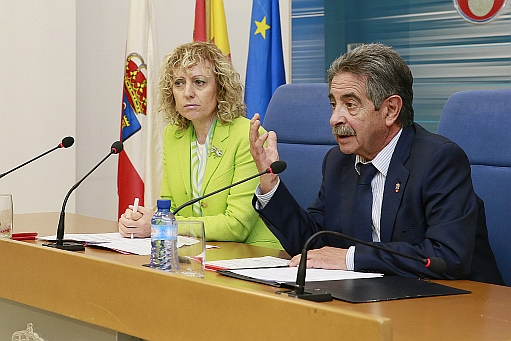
[454,0,507,23]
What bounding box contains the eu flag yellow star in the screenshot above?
[254,16,270,39]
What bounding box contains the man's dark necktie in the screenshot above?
[352,163,378,242]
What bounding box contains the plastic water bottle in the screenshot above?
[150,199,179,271]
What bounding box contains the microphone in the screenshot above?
[0,136,74,179]
[284,230,447,302]
[43,141,123,251]
[172,160,287,215]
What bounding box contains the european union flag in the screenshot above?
[244,0,286,122]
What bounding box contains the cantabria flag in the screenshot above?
[118,0,164,216]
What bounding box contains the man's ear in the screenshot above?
[383,95,402,127]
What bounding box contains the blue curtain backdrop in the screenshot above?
[292,0,511,132]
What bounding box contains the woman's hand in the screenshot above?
[118,205,153,238]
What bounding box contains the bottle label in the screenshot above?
[151,224,177,241]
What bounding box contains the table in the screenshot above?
[1,213,510,340]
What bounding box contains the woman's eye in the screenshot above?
[174,80,184,87]
[194,79,206,86]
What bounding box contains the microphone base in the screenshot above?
[277,289,333,302]
[43,241,85,252]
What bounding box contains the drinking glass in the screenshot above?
[177,220,205,278]
[0,194,13,239]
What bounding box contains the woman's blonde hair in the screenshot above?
[158,42,245,130]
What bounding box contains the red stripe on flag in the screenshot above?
[117,151,144,217]
[193,0,207,42]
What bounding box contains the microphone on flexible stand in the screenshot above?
[44,141,123,251]
[172,160,287,215]
[282,230,447,302]
[0,136,74,179]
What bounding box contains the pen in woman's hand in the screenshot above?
[131,197,139,239]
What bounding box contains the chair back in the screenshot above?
[437,89,511,286]
[262,83,337,209]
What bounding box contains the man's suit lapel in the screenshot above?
[340,162,359,239]
[379,125,415,243]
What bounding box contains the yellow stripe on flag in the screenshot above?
[209,0,230,57]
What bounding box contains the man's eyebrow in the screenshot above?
[342,92,358,99]
[329,92,361,103]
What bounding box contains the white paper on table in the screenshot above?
[38,232,125,244]
[228,267,383,283]
[38,233,201,256]
[206,256,290,270]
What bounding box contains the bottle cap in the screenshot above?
[156,199,171,210]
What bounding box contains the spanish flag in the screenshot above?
[193,0,231,58]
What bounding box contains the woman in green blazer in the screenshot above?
[118,42,281,250]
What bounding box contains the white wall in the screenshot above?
[0,0,77,216]
[2,0,291,222]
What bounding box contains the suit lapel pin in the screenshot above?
[395,183,401,193]
[209,146,223,158]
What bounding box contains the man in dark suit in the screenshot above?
[249,43,503,284]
